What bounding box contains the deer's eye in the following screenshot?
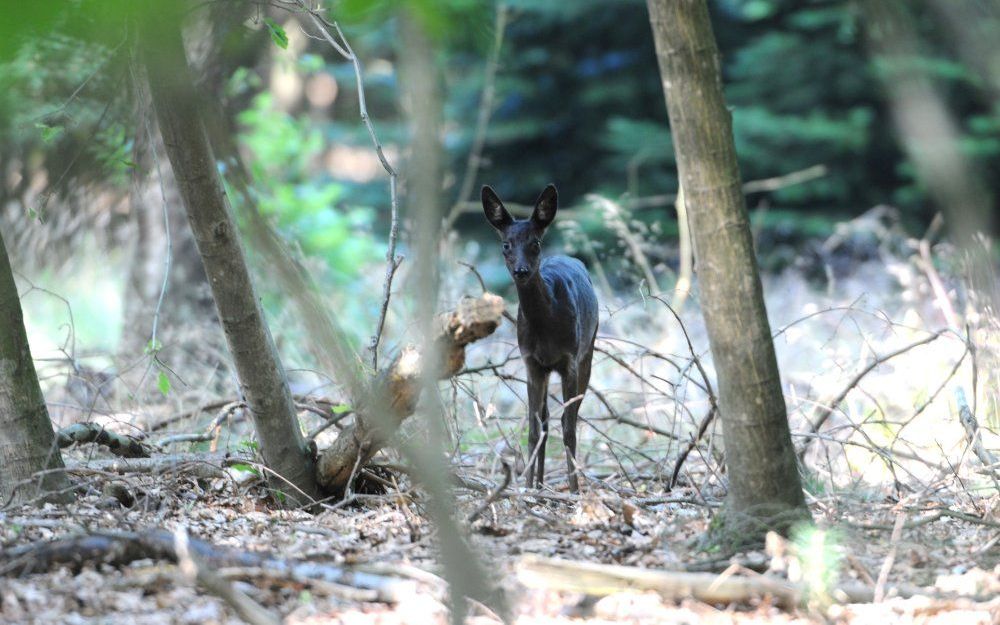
[502,242,511,252]
[531,240,541,252]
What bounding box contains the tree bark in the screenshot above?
[140,8,320,505]
[0,230,71,506]
[646,0,808,540]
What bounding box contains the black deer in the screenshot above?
[482,184,599,492]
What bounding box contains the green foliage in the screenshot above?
[234,92,379,336]
[230,462,261,477]
[156,370,171,396]
[790,524,844,608]
[264,18,289,50]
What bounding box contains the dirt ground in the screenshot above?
[2,457,997,624]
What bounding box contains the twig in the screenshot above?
[668,406,717,489]
[452,164,829,216]
[799,330,947,458]
[467,461,511,523]
[174,527,281,625]
[588,194,660,295]
[442,3,510,233]
[650,295,717,408]
[295,2,400,371]
[915,213,960,328]
[874,511,906,602]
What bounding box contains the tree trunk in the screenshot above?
[646,0,808,541]
[0,230,71,506]
[140,8,320,505]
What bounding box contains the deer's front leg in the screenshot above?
[560,365,582,493]
[525,360,549,489]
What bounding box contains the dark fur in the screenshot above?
[482,184,599,492]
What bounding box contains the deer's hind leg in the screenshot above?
[525,360,550,489]
[559,366,584,493]
[562,334,596,492]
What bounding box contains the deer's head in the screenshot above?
[482,184,558,285]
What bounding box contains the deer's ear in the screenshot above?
[482,185,513,232]
[531,184,558,230]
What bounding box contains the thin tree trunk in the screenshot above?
[0,230,71,506]
[140,8,320,505]
[646,0,808,540]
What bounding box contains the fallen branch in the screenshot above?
[316,294,505,493]
[516,556,948,609]
[516,556,799,607]
[0,528,420,603]
[173,528,281,625]
[467,461,511,524]
[57,423,151,458]
[955,387,999,473]
[64,452,233,479]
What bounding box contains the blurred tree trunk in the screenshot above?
[140,7,320,505]
[646,0,808,541]
[0,230,71,506]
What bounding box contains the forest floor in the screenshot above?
[1,464,997,624]
[3,218,999,624]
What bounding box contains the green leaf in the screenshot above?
[264,18,288,50]
[157,370,171,396]
[230,462,261,476]
[330,403,352,415]
[35,122,63,144]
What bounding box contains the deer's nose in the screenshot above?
[513,266,530,279]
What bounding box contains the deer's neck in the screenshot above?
[515,272,553,326]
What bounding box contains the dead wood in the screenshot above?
[0,528,419,603]
[517,556,799,607]
[316,293,505,493]
[56,423,151,458]
[64,452,232,479]
[173,529,282,625]
[516,556,952,609]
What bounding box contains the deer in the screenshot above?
[482,184,599,493]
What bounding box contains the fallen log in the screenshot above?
[0,528,419,603]
[64,452,233,479]
[516,556,950,609]
[517,556,799,608]
[317,293,505,493]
